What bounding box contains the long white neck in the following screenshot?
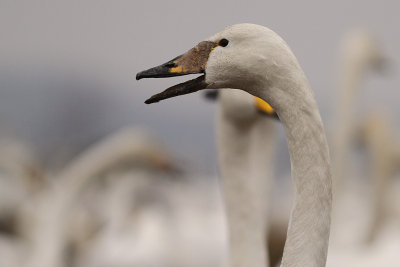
[256,71,332,267]
[333,30,383,189]
[217,102,276,267]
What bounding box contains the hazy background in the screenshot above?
[0,0,399,174]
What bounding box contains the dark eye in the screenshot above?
[218,38,229,47]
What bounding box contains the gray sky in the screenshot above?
[0,0,399,173]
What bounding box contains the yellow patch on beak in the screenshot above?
[255,97,275,114]
[169,66,183,73]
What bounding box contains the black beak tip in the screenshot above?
[136,72,143,80]
[144,95,159,104]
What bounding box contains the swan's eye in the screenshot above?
[218,38,229,47]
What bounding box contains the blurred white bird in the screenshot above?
[215,89,281,267]
[330,29,388,248]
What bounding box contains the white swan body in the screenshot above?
[217,89,277,267]
[138,23,332,267]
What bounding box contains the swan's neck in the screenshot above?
[258,76,332,267]
[333,60,362,188]
[217,110,271,267]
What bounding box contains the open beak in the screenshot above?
[136,41,217,104]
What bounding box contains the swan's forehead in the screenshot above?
[206,23,273,43]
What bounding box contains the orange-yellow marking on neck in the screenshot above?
[255,97,275,114]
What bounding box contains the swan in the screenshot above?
[332,29,386,190]
[137,23,332,267]
[216,89,279,267]
[20,128,176,267]
[330,29,387,247]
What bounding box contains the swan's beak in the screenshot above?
[143,75,208,104]
[255,97,279,120]
[136,41,217,104]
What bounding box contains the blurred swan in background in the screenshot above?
[17,128,225,267]
[333,28,386,191]
[18,128,173,267]
[330,29,387,247]
[327,30,400,266]
[215,90,283,267]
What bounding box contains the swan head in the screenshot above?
[136,23,299,106]
[341,29,387,74]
